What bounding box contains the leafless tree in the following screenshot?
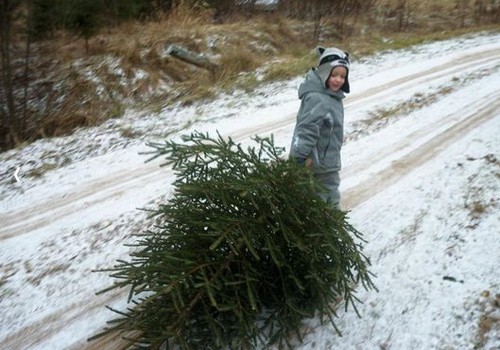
[454,0,470,28]
[1,0,20,149]
[395,0,409,32]
[278,0,377,43]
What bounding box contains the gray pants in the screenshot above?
[314,171,341,210]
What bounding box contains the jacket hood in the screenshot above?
[298,69,345,101]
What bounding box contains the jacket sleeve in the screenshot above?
[292,93,328,159]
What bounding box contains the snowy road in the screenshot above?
[2,45,499,241]
[1,32,499,349]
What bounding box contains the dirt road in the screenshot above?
[1,42,499,350]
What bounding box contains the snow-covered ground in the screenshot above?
[1,31,499,350]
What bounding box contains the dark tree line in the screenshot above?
[1,0,172,150]
[30,0,170,40]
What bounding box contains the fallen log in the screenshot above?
[165,44,219,76]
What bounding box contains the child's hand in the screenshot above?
[295,157,313,168]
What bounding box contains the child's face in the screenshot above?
[327,66,347,92]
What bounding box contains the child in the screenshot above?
[289,47,350,210]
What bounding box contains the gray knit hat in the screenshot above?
[316,46,350,93]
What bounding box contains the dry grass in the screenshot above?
[6,2,499,149]
[26,263,71,286]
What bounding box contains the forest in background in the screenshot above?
[1,0,499,151]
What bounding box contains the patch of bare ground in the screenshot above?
[474,290,500,349]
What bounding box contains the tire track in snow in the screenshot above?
[342,89,500,182]
[342,93,500,209]
[347,47,500,109]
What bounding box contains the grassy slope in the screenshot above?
[7,2,500,147]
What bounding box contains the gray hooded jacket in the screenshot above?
[290,68,345,174]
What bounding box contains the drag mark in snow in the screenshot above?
[342,93,500,209]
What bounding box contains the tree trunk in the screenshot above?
[1,0,19,148]
[396,0,408,32]
[23,0,34,131]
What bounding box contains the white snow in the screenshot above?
[1,31,499,350]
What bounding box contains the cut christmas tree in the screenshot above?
[92,131,376,349]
